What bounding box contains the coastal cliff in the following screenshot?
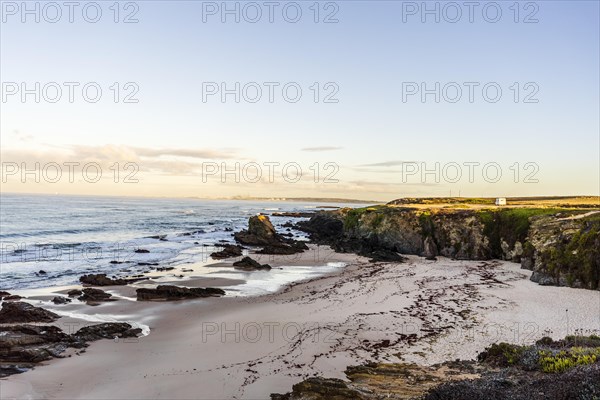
[298,205,599,290]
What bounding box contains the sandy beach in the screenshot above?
[2,244,599,399]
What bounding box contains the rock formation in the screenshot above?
[298,206,600,289]
[0,302,60,323]
[136,285,225,301]
[210,244,244,259]
[80,274,128,286]
[235,215,308,255]
[232,256,271,271]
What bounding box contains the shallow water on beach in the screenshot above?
[207,261,348,296]
[0,193,362,291]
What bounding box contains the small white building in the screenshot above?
[495,197,507,206]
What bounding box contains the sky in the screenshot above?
[1,0,599,201]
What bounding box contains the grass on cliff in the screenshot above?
[540,212,600,289]
[479,335,600,373]
[343,206,388,230]
[476,208,575,258]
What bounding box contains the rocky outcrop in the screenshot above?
[271,377,367,400]
[423,236,438,260]
[136,285,225,301]
[210,244,244,259]
[0,322,141,377]
[271,212,315,218]
[521,211,600,290]
[80,274,128,286]
[298,206,600,289]
[72,323,141,342]
[235,215,280,246]
[51,296,72,305]
[257,241,309,255]
[78,288,115,303]
[235,215,307,255]
[2,295,23,301]
[232,257,271,271]
[273,335,600,400]
[0,302,60,323]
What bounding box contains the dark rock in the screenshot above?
[38,270,47,275]
[271,212,315,218]
[210,244,243,259]
[0,322,141,377]
[156,266,175,272]
[257,244,301,255]
[80,274,127,286]
[2,295,23,301]
[73,323,141,342]
[136,285,225,301]
[78,288,115,303]
[366,249,404,262]
[423,363,600,400]
[423,236,438,260]
[137,262,159,266]
[274,335,600,400]
[234,215,307,256]
[51,296,72,305]
[232,257,271,271]
[0,302,60,323]
[109,260,124,264]
[530,271,557,286]
[271,377,366,400]
[134,249,150,253]
[0,325,75,366]
[296,212,344,242]
[67,289,83,297]
[234,215,280,246]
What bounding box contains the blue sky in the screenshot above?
[1,1,598,200]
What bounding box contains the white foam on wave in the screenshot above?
[51,309,151,336]
[214,261,348,297]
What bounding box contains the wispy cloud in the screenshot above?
[358,160,417,167]
[301,146,343,152]
[0,144,240,177]
[12,130,34,143]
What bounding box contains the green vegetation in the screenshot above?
[481,342,525,366]
[540,213,600,289]
[388,197,495,206]
[477,208,573,258]
[339,205,598,289]
[479,335,600,374]
[539,347,600,373]
[418,211,435,237]
[343,205,387,230]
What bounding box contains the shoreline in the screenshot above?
[2,246,599,399]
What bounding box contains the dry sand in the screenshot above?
[2,246,599,399]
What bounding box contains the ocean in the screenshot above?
[0,194,360,293]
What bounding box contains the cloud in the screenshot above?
[12,130,34,143]
[131,147,238,159]
[301,146,343,152]
[0,144,240,177]
[358,160,417,167]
